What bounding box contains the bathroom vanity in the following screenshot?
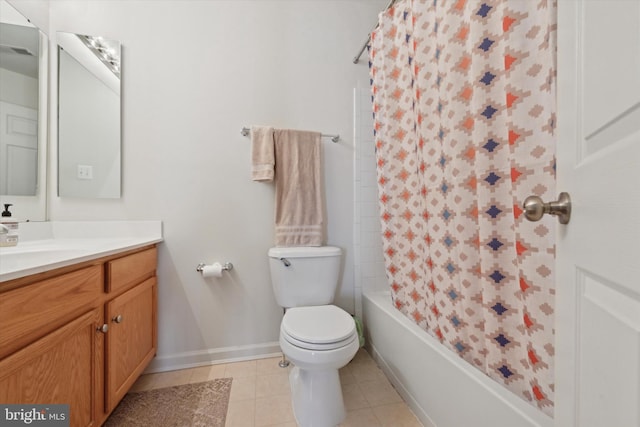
[0,221,162,427]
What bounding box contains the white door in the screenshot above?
[555,1,640,426]
[0,101,38,195]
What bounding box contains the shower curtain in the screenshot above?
[369,0,556,415]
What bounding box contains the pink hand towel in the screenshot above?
[273,129,324,246]
[251,126,275,181]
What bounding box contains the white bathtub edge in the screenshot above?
[363,290,554,427]
[368,342,437,427]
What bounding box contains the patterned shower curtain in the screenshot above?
[369,0,556,416]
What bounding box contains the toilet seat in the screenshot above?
[281,305,357,351]
[282,330,357,351]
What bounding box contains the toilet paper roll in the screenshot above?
[200,263,223,278]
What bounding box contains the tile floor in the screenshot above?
[129,348,422,426]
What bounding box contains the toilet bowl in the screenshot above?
[279,305,359,427]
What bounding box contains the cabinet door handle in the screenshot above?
[112,314,123,324]
[97,324,109,333]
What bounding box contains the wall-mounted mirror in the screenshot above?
[57,31,121,198]
[0,0,48,220]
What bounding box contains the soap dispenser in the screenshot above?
[0,204,19,247]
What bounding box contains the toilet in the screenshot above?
[268,246,359,427]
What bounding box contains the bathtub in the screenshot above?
[362,291,554,427]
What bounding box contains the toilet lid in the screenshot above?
[282,305,356,346]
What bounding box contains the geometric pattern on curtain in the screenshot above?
[369,0,556,416]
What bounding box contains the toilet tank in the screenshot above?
[268,246,342,308]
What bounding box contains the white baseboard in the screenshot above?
[145,341,282,373]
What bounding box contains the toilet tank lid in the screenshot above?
[268,246,341,258]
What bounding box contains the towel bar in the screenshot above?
[241,127,339,143]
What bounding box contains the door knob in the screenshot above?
[523,192,571,224]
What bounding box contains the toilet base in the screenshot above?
[289,366,346,427]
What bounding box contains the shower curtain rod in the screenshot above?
[241,127,340,143]
[353,0,399,64]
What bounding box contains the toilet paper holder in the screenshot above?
[196,262,234,273]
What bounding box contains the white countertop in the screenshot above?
[0,221,163,282]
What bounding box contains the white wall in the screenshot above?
[0,68,38,108]
[47,0,386,370]
[353,85,387,319]
[6,0,49,35]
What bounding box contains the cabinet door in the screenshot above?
[0,308,103,427]
[105,277,157,412]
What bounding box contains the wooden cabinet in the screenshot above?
[105,279,156,412]
[0,308,103,427]
[0,245,157,426]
